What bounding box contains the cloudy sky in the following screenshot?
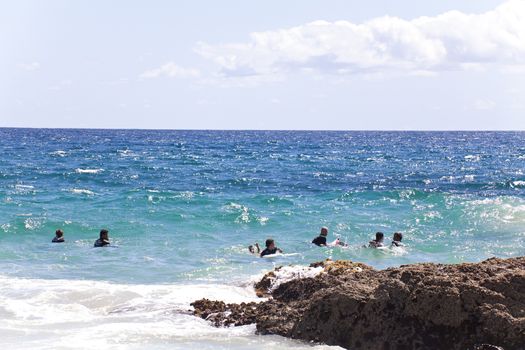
[1,0,524,130]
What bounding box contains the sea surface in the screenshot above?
[1,129,524,349]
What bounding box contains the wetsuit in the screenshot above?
[260,247,279,257]
[94,239,110,247]
[52,237,64,243]
[369,240,384,248]
[391,241,403,247]
[312,235,327,246]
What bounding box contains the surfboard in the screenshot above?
[261,252,299,258]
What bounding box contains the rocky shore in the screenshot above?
[191,257,525,350]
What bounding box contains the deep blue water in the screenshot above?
[1,129,525,284]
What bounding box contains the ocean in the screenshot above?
[1,128,524,349]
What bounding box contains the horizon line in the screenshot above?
[1,126,525,132]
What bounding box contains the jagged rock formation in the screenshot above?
[192,257,525,350]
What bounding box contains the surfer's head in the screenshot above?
[55,229,64,238]
[320,227,328,236]
[375,232,384,242]
[265,238,275,249]
[393,232,403,242]
[100,229,109,240]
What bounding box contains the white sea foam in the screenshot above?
[223,202,252,223]
[14,184,35,194]
[15,184,34,189]
[511,180,525,188]
[75,168,104,174]
[24,217,43,230]
[389,245,408,256]
[266,265,324,292]
[469,198,504,205]
[464,155,481,162]
[177,191,194,200]
[257,216,269,225]
[50,150,67,157]
[440,175,457,182]
[464,175,475,182]
[70,188,95,195]
[466,197,525,223]
[423,211,442,220]
[117,149,135,157]
[223,202,242,210]
[0,275,339,350]
[236,207,250,223]
[147,194,167,203]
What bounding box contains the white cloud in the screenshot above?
[17,62,40,71]
[140,62,200,79]
[48,79,72,91]
[473,98,497,110]
[196,0,525,79]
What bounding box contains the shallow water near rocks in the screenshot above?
[1,129,524,348]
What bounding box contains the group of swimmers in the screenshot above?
[312,227,403,248]
[53,226,403,256]
[367,231,403,248]
[249,227,404,258]
[52,229,111,247]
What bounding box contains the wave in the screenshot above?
[510,180,525,188]
[50,150,68,157]
[15,185,34,189]
[0,275,259,319]
[75,168,104,174]
[464,155,481,162]
[0,275,334,350]
[70,188,95,195]
[463,196,525,224]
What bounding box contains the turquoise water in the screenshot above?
[1,129,524,349]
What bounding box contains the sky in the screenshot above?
[1,0,524,130]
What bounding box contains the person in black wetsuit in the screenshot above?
[312,227,348,247]
[52,229,65,243]
[260,238,283,257]
[368,232,384,248]
[94,229,110,247]
[312,227,328,246]
[391,232,403,247]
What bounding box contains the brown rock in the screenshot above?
[254,270,276,297]
[192,257,525,350]
[191,298,260,327]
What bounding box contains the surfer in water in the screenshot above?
[312,227,347,247]
[368,232,384,248]
[391,232,403,247]
[52,229,65,243]
[248,243,261,254]
[312,227,329,246]
[94,229,110,247]
[260,238,283,257]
